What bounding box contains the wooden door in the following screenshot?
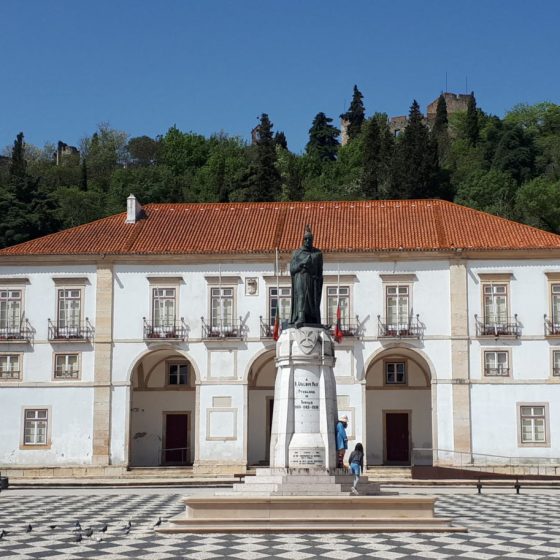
[385,412,410,464]
[164,413,188,465]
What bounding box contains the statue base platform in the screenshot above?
[157,468,465,533]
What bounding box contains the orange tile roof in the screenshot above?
[1,199,560,257]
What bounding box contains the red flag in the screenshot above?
[272,314,280,341]
[334,302,343,343]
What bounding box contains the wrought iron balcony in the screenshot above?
[377,315,423,339]
[48,318,94,341]
[0,319,33,343]
[475,314,520,337]
[201,317,244,339]
[544,314,560,337]
[259,316,290,339]
[484,367,510,377]
[143,318,188,341]
[328,317,362,338]
[0,369,21,380]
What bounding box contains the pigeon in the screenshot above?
[84,528,93,537]
[153,517,162,528]
[124,527,131,535]
[73,532,82,543]
[100,523,108,533]
[25,524,32,533]
[0,529,5,539]
[74,521,82,531]
[49,525,57,531]
[122,520,131,531]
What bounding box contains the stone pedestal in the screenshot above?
[270,327,337,470]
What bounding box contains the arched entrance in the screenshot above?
[128,347,198,467]
[247,349,276,466]
[365,346,433,466]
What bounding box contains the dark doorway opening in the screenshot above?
[385,412,410,464]
[163,413,189,465]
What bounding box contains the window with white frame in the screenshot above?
[211,287,234,329]
[152,287,176,328]
[23,408,49,446]
[484,350,510,377]
[168,362,189,386]
[385,285,410,327]
[551,284,560,327]
[327,286,350,326]
[269,286,291,324]
[385,362,406,385]
[54,354,79,379]
[483,284,508,325]
[553,350,560,377]
[0,354,21,380]
[57,289,81,329]
[0,289,22,332]
[519,405,547,444]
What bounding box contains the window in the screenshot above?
[519,405,547,445]
[553,350,560,377]
[386,285,410,327]
[483,284,508,325]
[327,286,350,326]
[385,362,406,385]
[23,409,49,446]
[57,289,81,329]
[0,354,21,380]
[0,289,22,334]
[211,287,234,329]
[484,351,510,377]
[54,354,79,379]
[551,284,560,330]
[168,362,189,386]
[152,287,176,328]
[269,287,291,324]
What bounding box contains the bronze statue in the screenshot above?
[290,225,323,327]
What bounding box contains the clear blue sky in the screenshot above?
[1,1,558,154]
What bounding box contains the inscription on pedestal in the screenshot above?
[289,447,325,466]
[293,370,320,432]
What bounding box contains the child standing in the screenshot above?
[348,442,364,495]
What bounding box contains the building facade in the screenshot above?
[1,198,559,476]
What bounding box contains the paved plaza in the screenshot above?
[0,487,559,559]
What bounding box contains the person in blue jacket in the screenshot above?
[335,415,348,468]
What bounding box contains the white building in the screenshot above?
[1,197,559,477]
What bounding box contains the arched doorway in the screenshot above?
[129,347,197,467]
[365,346,433,466]
[247,349,276,466]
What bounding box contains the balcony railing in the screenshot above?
[0,369,21,380]
[0,319,33,342]
[54,368,80,380]
[475,314,520,337]
[143,318,188,341]
[544,314,560,336]
[553,367,560,377]
[484,367,510,377]
[378,315,423,339]
[201,317,244,339]
[329,317,362,338]
[48,319,94,341]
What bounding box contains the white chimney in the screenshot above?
[126,194,143,223]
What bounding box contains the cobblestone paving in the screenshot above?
[1,491,560,559]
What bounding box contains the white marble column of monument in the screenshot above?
[269,326,338,470]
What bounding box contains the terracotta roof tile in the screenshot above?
[1,199,560,257]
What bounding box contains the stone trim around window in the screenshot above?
[20,406,52,449]
[481,348,512,381]
[517,402,550,448]
[0,352,23,381]
[52,352,81,381]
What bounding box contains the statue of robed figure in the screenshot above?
[290,225,323,327]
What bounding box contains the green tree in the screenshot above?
[10,132,26,179]
[432,94,450,164]
[492,125,536,184]
[360,117,382,198]
[306,112,340,162]
[466,92,480,146]
[274,131,288,150]
[127,135,160,166]
[390,100,439,199]
[515,177,560,232]
[340,85,365,141]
